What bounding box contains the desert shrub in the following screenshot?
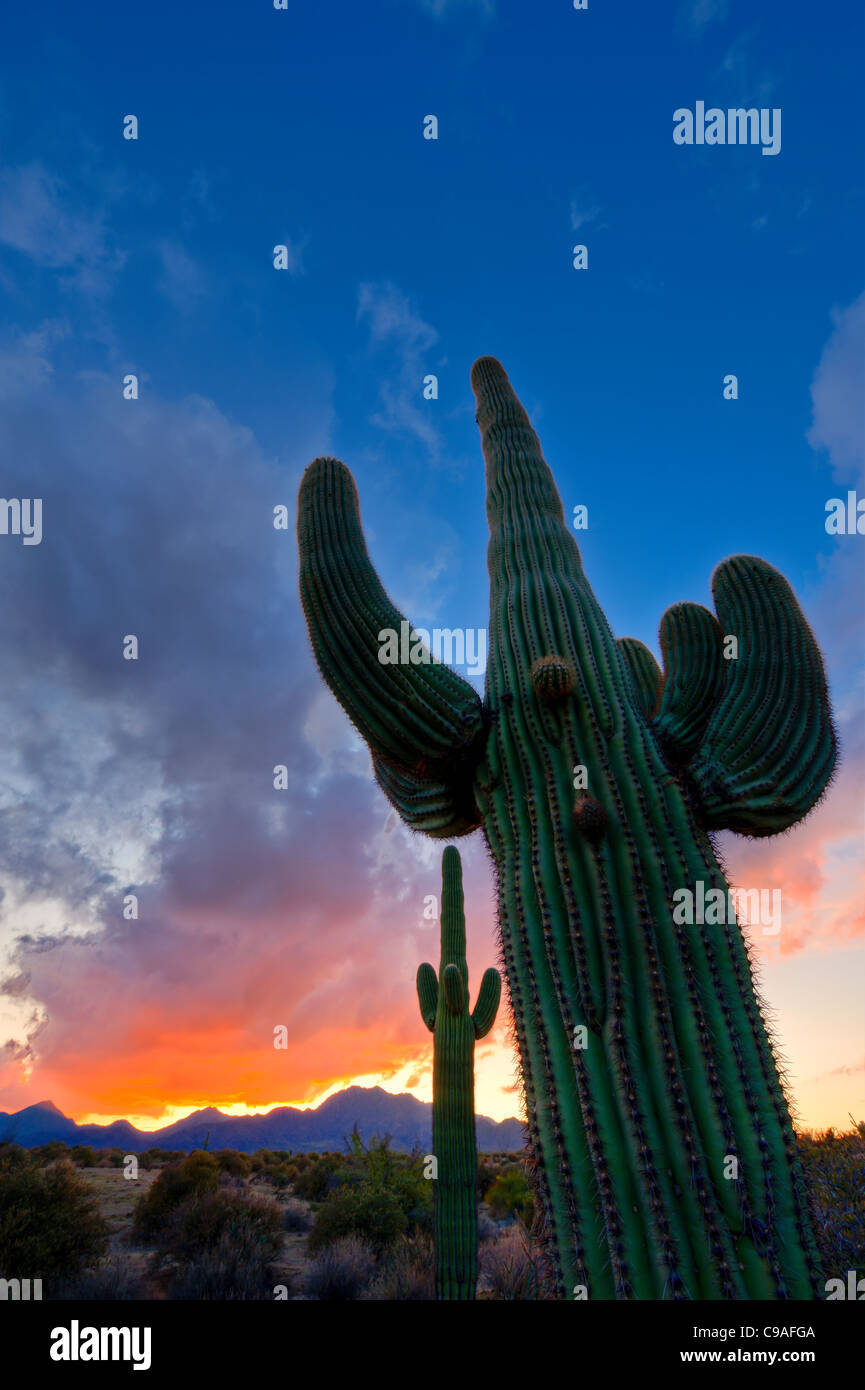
[90,1147,126,1169]
[157,1186,282,1262]
[485,1169,534,1225]
[0,1153,109,1280]
[308,1183,407,1254]
[51,1256,149,1300]
[263,1163,294,1190]
[165,1246,279,1301]
[479,1223,549,1300]
[68,1145,99,1168]
[378,1152,432,1233]
[143,1148,176,1165]
[34,1140,68,1163]
[293,1155,340,1202]
[336,1130,433,1234]
[154,1187,284,1300]
[292,1133,430,1249]
[361,1235,435,1301]
[304,1236,375,1301]
[477,1159,497,1197]
[132,1150,219,1240]
[799,1126,865,1277]
[282,1198,313,1233]
[212,1149,252,1178]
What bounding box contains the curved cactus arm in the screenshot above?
[653,602,725,764]
[297,457,487,823]
[442,962,467,1014]
[417,962,439,1031]
[690,556,837,835]
[471,967,501,1039]
[617,637,662,721]
[373,754,482,839]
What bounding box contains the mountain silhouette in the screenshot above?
[0,1086,526,1154]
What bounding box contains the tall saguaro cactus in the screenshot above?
[417,845,501,1300]
[298,357,836,1300]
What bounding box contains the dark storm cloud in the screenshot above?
[0,335,460,1112]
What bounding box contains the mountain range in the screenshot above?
[0,1086,526,1154]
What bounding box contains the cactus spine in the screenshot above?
[417,846,501,1300]
[298,357,836,1299]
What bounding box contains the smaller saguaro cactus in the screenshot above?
[417,846,501,1300]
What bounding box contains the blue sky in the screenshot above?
[0,0,862,1128]
[3,0,862,643]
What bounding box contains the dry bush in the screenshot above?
[304,1236,376,1301]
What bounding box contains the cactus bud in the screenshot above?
[531,653,576,704]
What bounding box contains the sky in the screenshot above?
[0,0,862,1134]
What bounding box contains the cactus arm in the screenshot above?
[653,602,725,764]
[471,967,501,1039]
[417,962,438,1031]
[617,637,662,721]
[372,755,481,838]
[691,557,837,834]
[297,456,486,833]
[442,963,466,1014]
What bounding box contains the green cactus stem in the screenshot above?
[417,846,501,1300]
[298,357,836,1300]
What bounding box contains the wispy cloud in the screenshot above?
[679,0,728,38]
[716,31,776,104]
[807,291,865,485]
[356,280,442,457]
[823,1058,865,1078]
[569,193,601,232]
[180,169,223,232]
[0,320,69,400]
[0,161,126,296]
[415,0,494,17]
[156,239,208,314]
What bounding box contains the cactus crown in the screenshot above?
[299,362,834,841]
[417,845,501,1041]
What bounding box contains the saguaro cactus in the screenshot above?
[298,357,836,1300]
[417,845,501,1300]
